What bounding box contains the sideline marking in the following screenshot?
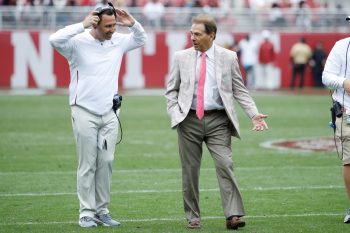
[0,165,341,176]
[0,213,344,226]
[260,137,336,153]
[0,185,343,197]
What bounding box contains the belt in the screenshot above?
[189,109,225,115]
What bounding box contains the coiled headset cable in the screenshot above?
[115,111,123,145]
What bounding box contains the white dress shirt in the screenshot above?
[323,37,350,109]
[191,44,224,111]
[49,21,147,115]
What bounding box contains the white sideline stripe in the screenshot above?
[0,185,343,197]
[0,213,344,226]
[0,165,340,175]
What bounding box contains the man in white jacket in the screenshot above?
[49,3,147,227]
[322,16,350,224]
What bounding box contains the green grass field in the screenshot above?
[0,92,349,233]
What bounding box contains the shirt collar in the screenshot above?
[197,44,215,60]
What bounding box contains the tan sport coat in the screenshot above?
[165,45,259,138]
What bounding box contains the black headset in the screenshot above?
[95,2,117,19]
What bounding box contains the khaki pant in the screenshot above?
[336,114,350,165]
[71,105,118,218]
[177,110,245,222]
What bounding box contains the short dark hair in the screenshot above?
[192,14,217,39]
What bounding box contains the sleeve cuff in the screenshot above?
[129,21,141,31]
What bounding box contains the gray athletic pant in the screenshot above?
[71,105,118,219]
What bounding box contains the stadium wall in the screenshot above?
[0,31,349,90]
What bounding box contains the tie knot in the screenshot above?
[201,52,206,57]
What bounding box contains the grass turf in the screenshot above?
[0,93,349,232]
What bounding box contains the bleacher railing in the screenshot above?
[0,6,349,32]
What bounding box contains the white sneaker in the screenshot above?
[95,213,121,227]
[344,208,350,224]
[79,216,97,227]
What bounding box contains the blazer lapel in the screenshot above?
[215,46,223,90]
[188,48,197,88]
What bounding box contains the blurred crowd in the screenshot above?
[1,0,220,7]
[0,0,342,88]
[226,30,328,89]
[0,0,349,31]
[0,0,342,9]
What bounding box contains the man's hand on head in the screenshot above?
[83,11,99,29]
[115,8,135,27]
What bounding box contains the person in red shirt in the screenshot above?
[258,30,276,89]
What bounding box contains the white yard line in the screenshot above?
[0,185,343,197]
[0,213,343,226]
[0,165,341,176]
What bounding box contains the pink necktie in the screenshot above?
[196,52,206,120]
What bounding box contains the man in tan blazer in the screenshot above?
[165,14,268,230]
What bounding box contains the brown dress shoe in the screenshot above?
[226,216,246,230]
[187,219,201,229]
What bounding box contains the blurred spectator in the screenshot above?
[2,0,16,5]
[20,0,43,26]
[258,30,276,89]
[207,0,219,7]
[317,2,331,27]
[219,0,232,8]
[290,37,312,89]
[193,0,202,7]
[239,34,258,89]
[95,0,108,7]
[163,0,172,7]
[184,0,193,7]
[128,0,137,7]
[248,0,269,9]
[295,0,311,30]
[231,39,240,56]
[249,0,292,9]
[142,0,165,29]
[55,0,78,26]
[66,0,77,6]
[333,3,347,27]
[47,0,55,6]
[180,0,203,27]
[269,2,286,27]
[51,0,67,8]
[279,0,292,8]
[243,0,250,8]
[309,41,326,87]
[202,3,212,14]
[78,0,94,5]
[2,0,17,26]
[304,0,320,8]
